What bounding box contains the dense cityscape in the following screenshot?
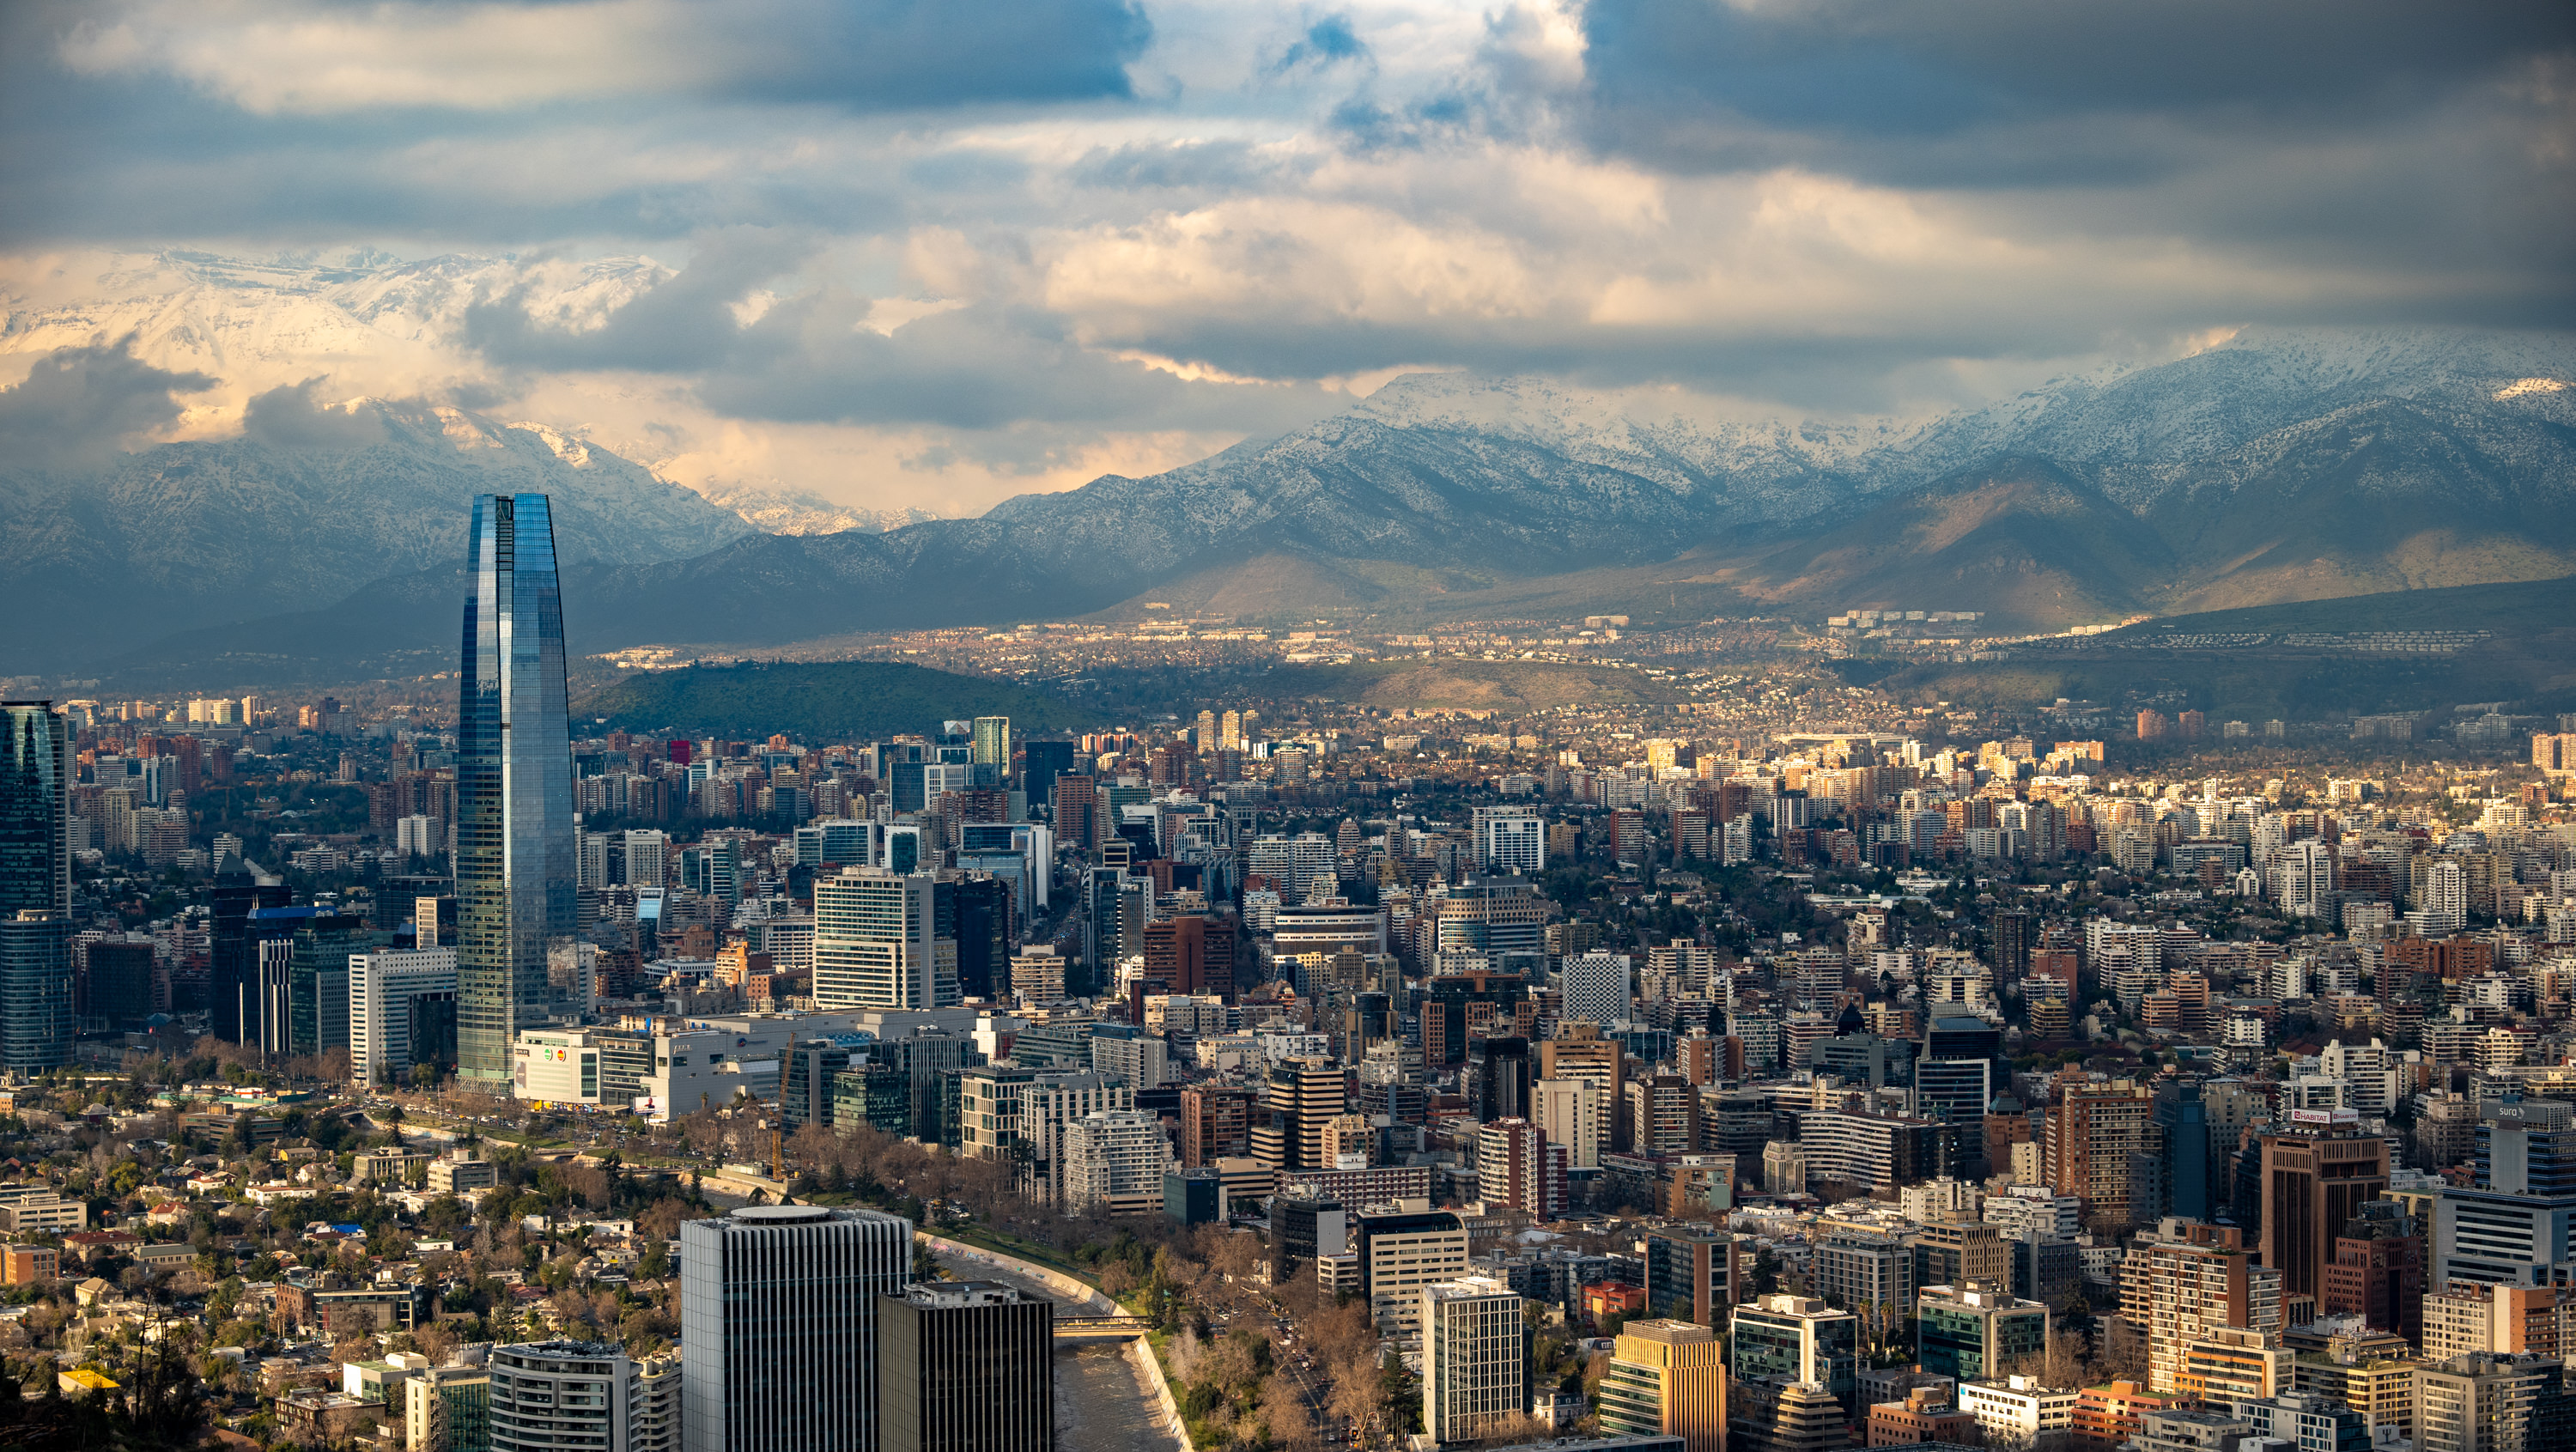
[2,489,2574,1452]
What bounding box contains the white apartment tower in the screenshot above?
[1473,807,1546,875]
[2275,840,2336,919]
[489,1340,671,1452]
[1561,952,1633,1028]
[1060,1109,1176,1215]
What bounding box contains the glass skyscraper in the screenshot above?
[456,495,577,1087]
[0,702,73,1071]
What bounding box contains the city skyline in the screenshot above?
[3,7,2576,1452]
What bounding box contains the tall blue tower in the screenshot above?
[456,495,576,1086]
[0,701,72,1072]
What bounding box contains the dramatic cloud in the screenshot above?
[55,0,1152,114]
[240,377,390,449]
[0,0,2567,512]
[0,337,215,472]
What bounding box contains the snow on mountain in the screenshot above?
[9,245,2575,662]
[688,483,945,536]
[0,391,750,671]
[1,250,673,421]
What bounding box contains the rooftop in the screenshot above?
[902,1280,1028,1308]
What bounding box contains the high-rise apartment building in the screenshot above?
[1629,1073,1699,1156]
[1914,1221,2010,1291]
[1816,1235,1913,1321]
[1476,1118,1565,1218]
[1798,1109,1952,1189]
[0,702,72,1072]
[1060,1109,1176,1215]
[815,869,959,1010]
[1179,1084,1255,1167]
[1539,1023,1625,1144]
[878,1281,1053,1452]
[2048,1080,2160,1228]
[489,1340,672,1452]
[1266,1056,1349,1172]
[1562,952,1634,1028]
[1421,1276,1526,1445]
[2415,1354,2553,1452]
[1647,1227,1747,1328]
[1532,1077,1606,1171]
[681,1205,912,1452]
[1599,1320,1728,1452]
[2117,1218,2282,1396]
[455,495,576,1086]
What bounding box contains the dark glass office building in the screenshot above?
[1019,740,1075,808]
[210,871,292,1043]
[456,495,577,1086]
[1,702,73,1071]
[878,1282,1054,1452]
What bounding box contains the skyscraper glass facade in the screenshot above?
[457,495,576,1086]
[1,702,71,916]
[0,702,72,1071]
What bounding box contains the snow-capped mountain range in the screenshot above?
[4,246,2573,674]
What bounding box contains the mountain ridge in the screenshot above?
[9,295,2576,674]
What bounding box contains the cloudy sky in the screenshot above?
[1,0,2569,513]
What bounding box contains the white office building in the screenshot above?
[814,868,959,1011]
[1249,833,1337,901]
[680,1205,913,1452]
[1983,1184,2083,1239]
[1561,952,1633,1029]
[348,949,457,1085]
[1957,1375,2078,1444]
[1473,807,1546,875]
